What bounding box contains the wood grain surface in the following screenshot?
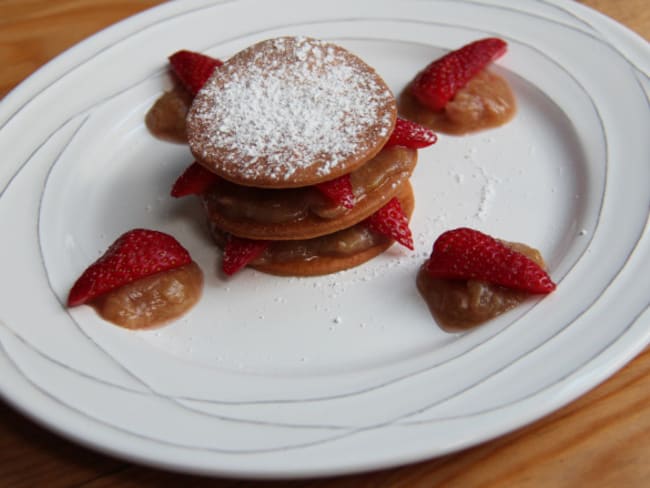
[1,1,648,486]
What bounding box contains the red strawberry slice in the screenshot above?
[314,175,355,209]
[424,228,556,293]
[67,229,192,307]
[386,117,437,148]
[169,50,223,96]
[366,197,414,250]
[411,38,507,111]
[222,235,269,276]
[171,162,220,197]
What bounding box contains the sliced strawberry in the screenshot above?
[222,235,269,276]
[366,197,414,250]
[386,117,437,148]
[424,228,556,294]
[68,229,192,307]
[411,38,507,111]
[314,175,355,209]
[168,50,223,96]
[171,162,220,197]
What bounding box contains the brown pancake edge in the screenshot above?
[201,147,417,241]
[211,182,415,277]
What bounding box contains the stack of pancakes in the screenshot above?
[186,37,417,276]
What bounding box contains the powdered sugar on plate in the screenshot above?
[187,37,396,188]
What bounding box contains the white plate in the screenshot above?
[1,0,648,479]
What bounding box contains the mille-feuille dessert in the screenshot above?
[150,36,436,276]
[71,35,555,333]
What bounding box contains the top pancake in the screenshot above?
[186,37,397,188]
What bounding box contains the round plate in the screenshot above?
[0,0,648,479]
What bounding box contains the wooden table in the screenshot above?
[1,1,648,486]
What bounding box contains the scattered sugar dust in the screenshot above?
[458,143,502,222]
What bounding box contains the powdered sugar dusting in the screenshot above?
[187,37,396,186]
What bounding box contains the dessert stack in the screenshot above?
[168,37,436,275]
